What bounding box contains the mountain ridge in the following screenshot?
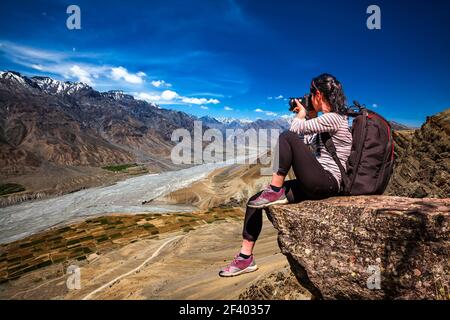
[0,71,292,183]
[0,71,197,176]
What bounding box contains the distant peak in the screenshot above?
[1,70,23,77]
[216,117,254,124]
[0,71,94,95]
[1,71,162,106]
[103,90,134,101]
[31,75,52,80]
[199,115,219,122]
[389,121,414,131]
[31,76,91,95]
[1,70,25,80]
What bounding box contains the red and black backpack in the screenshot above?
[321,101,395,196]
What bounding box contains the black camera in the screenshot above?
[288,94,313,113]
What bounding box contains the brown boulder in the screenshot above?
[266,196,449,300]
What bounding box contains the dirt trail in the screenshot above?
[2,216,302,300]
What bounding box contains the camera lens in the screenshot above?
[288,98,299,112]
[288,96,308,112]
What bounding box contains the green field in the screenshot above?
[101,163,138,172]
[0,183,26,196]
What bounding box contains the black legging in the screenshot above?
[242,130,339,241]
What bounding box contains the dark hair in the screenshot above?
[311,73,348,115]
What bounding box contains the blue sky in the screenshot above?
[0,0,449,126]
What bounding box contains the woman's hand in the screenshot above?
[293,99,307,119]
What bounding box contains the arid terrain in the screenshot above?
[0,211,309,300]
[0,162,311,300]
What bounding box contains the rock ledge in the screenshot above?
[266,196,449,300]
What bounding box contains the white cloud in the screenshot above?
[0,42,149,87]
[268,95,283,100]
[161,90,179,101]
[135,92,161,102]
[64,65,108,84]
[0,42,107,85]
[0,41,65,63]
[110,66,146,84]
[0,41,232,108]
[181,97,220,105]
[224,106,233,111]
[31,64,43,71]
[254,107,277,117]
[134,90,223,107]
[69,65,94,85]
[151,80,172,88]
[134,90,179,104]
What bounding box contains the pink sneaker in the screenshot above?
[247,186,288,209]
[219,254,258,277]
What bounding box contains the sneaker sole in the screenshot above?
[219,264,258,277]
[247,198,289,209]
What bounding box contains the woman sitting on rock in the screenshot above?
[219,73,353,277]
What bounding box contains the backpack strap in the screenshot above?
[320,132,347,192]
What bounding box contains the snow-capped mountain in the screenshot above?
[0,71,199,175]
[0,71,93,96]
[101,90,135,101]
[0,71,38,88]
[216,117,254,125]
[32,76,91,95]
[199,115,291,133]
[0,72,158,110]
[200,117,257,132]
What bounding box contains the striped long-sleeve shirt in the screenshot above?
[289,112,353,189]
